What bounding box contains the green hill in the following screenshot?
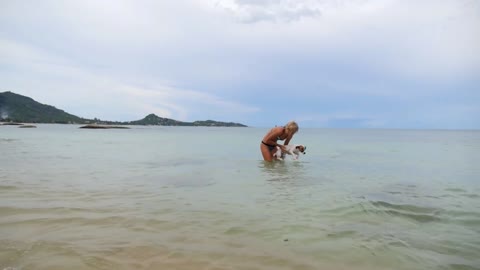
[126,113,185,126]
[192,120,247,127]
[124,114,247,127]
[0,91,87,124]
[0,91,247,127]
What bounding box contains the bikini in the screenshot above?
[261,141,277,151]
[262,128,285,151]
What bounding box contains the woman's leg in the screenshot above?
[260,143,273,161]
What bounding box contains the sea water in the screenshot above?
[0,125,479,270]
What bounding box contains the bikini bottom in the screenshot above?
[261,141,276,151]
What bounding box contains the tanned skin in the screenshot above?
[260,126,296,161]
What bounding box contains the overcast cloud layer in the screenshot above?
[1,0,479,128]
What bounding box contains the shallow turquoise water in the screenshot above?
[1,125,479,270]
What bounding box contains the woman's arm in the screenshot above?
[284,133,293,146]
[263,127,283,146]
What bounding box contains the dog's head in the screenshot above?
[295,145,306,154]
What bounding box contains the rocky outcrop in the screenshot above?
[79,124,130,129]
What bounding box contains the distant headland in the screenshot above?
[0,91,247,127]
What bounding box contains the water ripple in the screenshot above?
[370,201,443,223]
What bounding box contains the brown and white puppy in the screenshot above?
[273,144,307,160]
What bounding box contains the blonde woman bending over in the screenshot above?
[260,121,299,161]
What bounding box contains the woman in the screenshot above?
[260,121,299,161]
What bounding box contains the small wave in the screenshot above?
[452,218,480,227]
[446,263,480,270]
[0,215,128,228]
[224,226,247,235]
[320,204,369,218]
[0,206,114,217]
[370,201,442,223]
[0,185,18,190]
[445,188,467,193]
[0,138,17,143]
[327,230,356,239]
[158,158,208,167]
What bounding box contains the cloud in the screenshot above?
[204,0,480,81]
[0,0,478,128]
[5,0,477,82]
[0,38,258,122]
[212,0,322,23]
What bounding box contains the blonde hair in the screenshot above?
[285,121,299,133]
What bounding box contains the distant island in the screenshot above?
[0,91,247,127]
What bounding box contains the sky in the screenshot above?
[0,0,479,128]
